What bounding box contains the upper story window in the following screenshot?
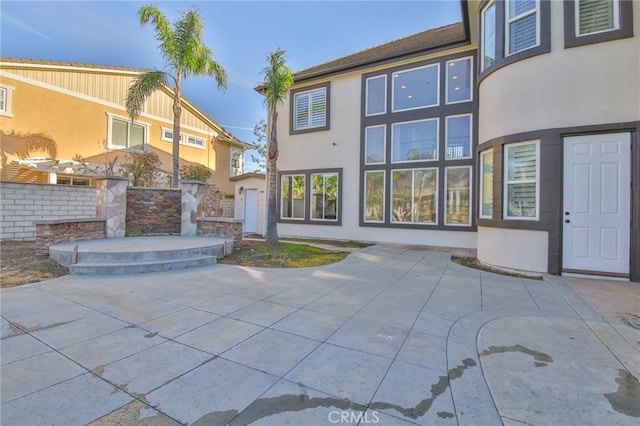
[446,57,473,104]
[108,114,147,150]
[391,118,439,163]
[231,147,243,177]
[506,0,540,55]
[392,64,439,112]
[161,127,206,150]
[504,140,539,220]
[577,0,619,35]
[480,0,550,76]
[291,83,330,133]
[445,114,472,160]
[366,75,387,116]
[365,125,386,165]
[0,84,15,117]
[564,0,632,48]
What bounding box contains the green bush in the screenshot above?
[179,164,212,182]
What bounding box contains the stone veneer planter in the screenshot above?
[34,218,106,255]
[197,217,244,243]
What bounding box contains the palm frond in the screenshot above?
[261,49,294,113]
[174,9,204,77]
[126,71,169,120]
[139,5,177,69]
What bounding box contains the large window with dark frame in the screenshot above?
[361,53,476,229]
[279,169,342,224]
[564,0,632,48]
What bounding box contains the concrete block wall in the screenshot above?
[1,182,97,240]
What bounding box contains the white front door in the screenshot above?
[563,133,631,275]
[244,189,258,233]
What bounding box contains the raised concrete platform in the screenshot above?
[49,236,234,275]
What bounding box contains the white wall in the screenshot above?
[477,226,548,273]
[234,176,266,235]
[1,182,97,240]
[478,0,640,143]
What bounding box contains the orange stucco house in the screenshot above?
[0,58,249,193]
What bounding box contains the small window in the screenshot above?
[504,141,539,220]
[365,125,386,165]
[506,0,539,55]
[446,57,473,104]
[445,114,472,160]
[185,135,205,148]
[0,84,15,117]
[281,174,305,219]
[481,1,497,71]
[109,115,147,150]
[364,170,385,223]
[231,148,243,177]
[480,150,494,219]
[311,172,339,221]
[292,84,329,132]
[366,75,387,116]
[391,168,438,224]
[392,119,439,163]
[445,166,472,226]
[161,128,174,142]
[392,64,439,112]
[577,0,619,36]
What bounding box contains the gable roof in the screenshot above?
[1,57,251,148]
[293,22,467,83]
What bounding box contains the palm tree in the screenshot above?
[126,5,227,188]
[261,49,294,244]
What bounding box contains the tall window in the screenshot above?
[391,168,437,224]
[366,75,386,116]
[445,166,471,226]
[577,0,618,35]
[446,57,472,104]
[0,87,6,113]
[482,1,497,71]
[392,119,439,163]
[281,175,305,219]
[506,0,539,55]
[445,114,472,160]
[231,148,243,177]
[293,85,328,132]
[365,125,386,164]
[0,84,14,117]
[480,150,494,219]
[392,64,439,112]
[109,115,146,150]
[311,173,338,221]
[504,141,539,219]
[364,171,385,223]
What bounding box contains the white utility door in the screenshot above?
[244,189,258,233]
[563,133,631,275]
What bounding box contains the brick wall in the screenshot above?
[1,182,97,240]
[202,184,234,218]
[35,219,106,255]
[126,187,181,235]
[221,198,234,218]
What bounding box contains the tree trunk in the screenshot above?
[265,111,279,244]
[172,82,182,188]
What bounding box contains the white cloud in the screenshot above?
[1,10,62,45]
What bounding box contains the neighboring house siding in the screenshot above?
[0,182,96,240]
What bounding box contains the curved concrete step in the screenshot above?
[69,254,217,275]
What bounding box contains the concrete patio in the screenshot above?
[1,244,638,425]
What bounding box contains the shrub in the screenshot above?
[122,151,161,187]
[179,164,212,182]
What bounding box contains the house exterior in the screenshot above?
[266,0,639,281]
[0,58,249,193]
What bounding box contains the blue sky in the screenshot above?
[1,0,461,170]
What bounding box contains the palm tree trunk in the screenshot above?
[172,83,182,188]
[265,111,279,244]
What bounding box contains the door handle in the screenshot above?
[565,219,570,223]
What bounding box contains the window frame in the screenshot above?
[479,149,494,219]
[575,0,619,36]
[365,125,387,165]
[310,172,340,222]
[230,147,243,177]
[365,75,387,116]
[364,170,386,224]
[444,165,473,227]
[390,167,439,225]
[391,118,440,164]
[503,140,540,221]
[107,113,149,151]
[505,0,541,57]
[161,127,206,150]
[445,113,473,160]
[445,56,474,105]
[278,168,342,225]
[391,63,440,113]
[564,0,633,48]
[290,82,330,134]
[481,0,498,72]
[280,174,306,221]
[0,84,15,117]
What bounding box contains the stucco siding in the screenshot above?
[477,226,548,273]
[478,1,640,143]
